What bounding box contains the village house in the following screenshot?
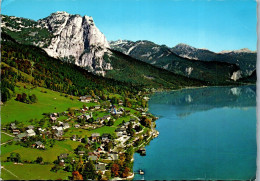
[115,127,126,132]
[97,147,105,153]
[116,132,123,137]
[61,123,70,130]
[118,107,125,112]
[26,129,36,137]
[59,159,65,167]
[118,100,123,106]
[35,141,45,149]
[53,126,64,138]
[91,133,100,141]
[143,96,150,101]
[58,153,69,160]
[88,155,98,161]
[50,115,57,123]
[38,128,45,132]
[15,133,27,141]
[71,135,77,141]
[74,124,80,128]
[94,99,98,103]
[108,153,118,161]
[95,163,106,173]
[95,105,101,109]
[12,129,20,135]
[10,123,17,131]
[78,151,85,156]
[123,122,130,128]
[101,134,110,142]
[103,115,111,121]
[79,95,92,103]
[111,108,123,115]
[27,125,34,130]
[81,107,89,112]
[84,114,92,120]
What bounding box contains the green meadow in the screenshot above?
[1,133,14,143]
[1,140,82,163]
[1,84,86,124]
[1,162,70,180]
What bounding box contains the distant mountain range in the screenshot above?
[110,40,256,82]
[1,12,256,86]
[171,43,256,76]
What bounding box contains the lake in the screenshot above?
[133,86,256,180]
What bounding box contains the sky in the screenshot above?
[1,0,257,52]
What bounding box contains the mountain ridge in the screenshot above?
[110,39,256,81]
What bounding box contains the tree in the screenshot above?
[72,171,83,180]
[105,141,113,152]
[111,163,120,177]
[16,94,22,101]
[36,156,43,164]
[104,171,111,180]
[122,167,130,178]
[141,117,152,128]
[65,164,73,172]
[83,160,97,180]
[118,154,126,167]
[29,94,38,103]
[2,88,11,102]
[107,119,114,126]
[15,153,21,163]
[21,93,27,103]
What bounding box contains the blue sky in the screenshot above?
[1,0,257,52]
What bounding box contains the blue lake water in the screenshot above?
[133,86,256,180]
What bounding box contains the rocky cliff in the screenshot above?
[1,12,112,76]
[38,11,111,76]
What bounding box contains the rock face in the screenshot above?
[38,11,111,76]
[231,70,242,81]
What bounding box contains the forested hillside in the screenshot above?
[1,33,140,102]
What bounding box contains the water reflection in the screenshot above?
[134,85,256,180]
[149,85,256,117]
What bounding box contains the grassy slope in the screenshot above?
[1,133,14,143]
[1,83,86,124]
[1,162,70,180]
[1,140,82,163]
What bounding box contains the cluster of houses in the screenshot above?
[110,106,124,115]
[79,95,100,104]
[9,124,37,142]
[51,121,70,138]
